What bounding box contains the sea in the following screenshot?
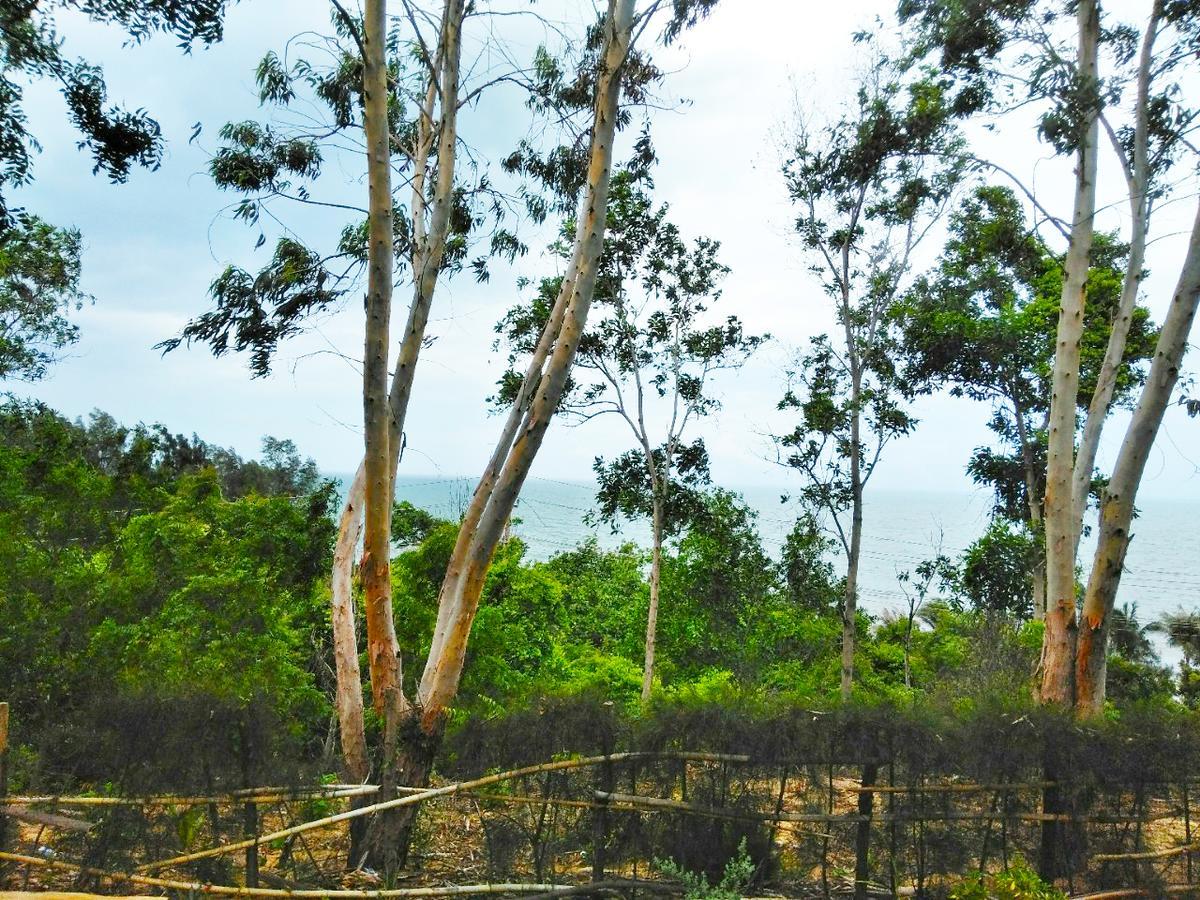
[362,474,1200,634]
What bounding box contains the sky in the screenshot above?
[8,0,1200,502]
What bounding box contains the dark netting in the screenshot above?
[7,695,1200,896]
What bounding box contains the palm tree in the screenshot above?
[1110,601,1155,663]
[1151,609,1200,707]
[1151,609,1200,666]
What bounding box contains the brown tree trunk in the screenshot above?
[360,0,402,724]
[642,493,664,703]
[1040,0,1100,707]
[1075,201,1200,716]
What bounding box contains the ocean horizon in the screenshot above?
[330,472,1200,633]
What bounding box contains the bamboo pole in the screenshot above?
[1069,888,1200,899]
[0,853,597,897]
[136,751,749,873]
[594,791,1155,825]
[2,786,380,808]
[1092,841,1200,862]
[844,782,1055,794]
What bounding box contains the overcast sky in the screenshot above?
[8,0,1200,502]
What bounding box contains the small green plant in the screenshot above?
[656,837,755,899]
[949,858,1066,899]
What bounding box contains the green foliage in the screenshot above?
[957,520,1039,617]
[0,216,91,380]
[0,1,229,228]
[656,837,755,900]
[392,500,448,546]
[779,512,840,612]
[0,400,334,781]
[658,490,777,678]
[949,858,1066,899]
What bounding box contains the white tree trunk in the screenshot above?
[1040,0,1101,706]
[1070,0,1160,544]
[417,0,637,732]
[331,463,369,783]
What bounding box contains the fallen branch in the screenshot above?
[594,792,1158,825]
[1092,841,1200,862]
[0,852,592,897]
[0,805,93,831]
[845,782,1055,794]
[2,785,379,808]
[137,751,749,873]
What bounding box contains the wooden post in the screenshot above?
[854,762,877,900]
[243,801,259,888]
[591,762,610,882]
[0,702,9,858]
[1183,782,1193,884]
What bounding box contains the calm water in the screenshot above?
[342,473,1200,627]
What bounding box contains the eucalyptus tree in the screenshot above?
[495,173,764,702]
[167,0,718,869]
[897,185,1156,620]
[900,0,1200,710]
[778,58,963,701]
[161,0,479,864]
[1076,205,1200,714]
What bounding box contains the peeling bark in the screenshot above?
[331,463,369,785]
[1040,0,1100,707]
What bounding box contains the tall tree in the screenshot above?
[162,0,481,865]
[778,57,962,700]
[169,0,718,869]
[1041,0,1102,707]
[495,173,764,702]
[900,0,1200,710]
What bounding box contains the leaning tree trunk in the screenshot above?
[1069,0,1160,551]
[642,492,665,703]
[376,0,637,867]
[1040,0,1101,708]
[420,0,633,726]
[330,465,370,865]
[332,465,370,785]
[1075,201,1200,716]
